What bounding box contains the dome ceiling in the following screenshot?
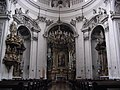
[26,0,94,13]
[20,0,96,18]
[36,0,85,8]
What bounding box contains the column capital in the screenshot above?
[31,31,39,41]
[83,31,89,40]
[82,27,90,40]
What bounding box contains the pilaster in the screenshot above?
[110,14,120,79]
[0,14,11,80]
[82,28,93,79]
[29,29,39,79]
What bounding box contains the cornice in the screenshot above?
[0,14,11,20]
[111,14,120,20]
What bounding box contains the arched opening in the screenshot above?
[91,25,108,79]
[46,24,76,80]
[13,26,31,79]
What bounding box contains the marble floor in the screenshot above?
[48,81,73,90]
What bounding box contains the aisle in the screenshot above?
[48,81,72,90]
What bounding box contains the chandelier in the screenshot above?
[47,4,75,47]
[48,25,74,45]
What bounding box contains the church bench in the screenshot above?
[68,79,91,90]
[0,79,51,90]
[0,81,24,90]
[69,79,120,90]
[92,80,120,90]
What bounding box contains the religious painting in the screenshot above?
[58,53,65,67]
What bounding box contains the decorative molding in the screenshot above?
[104,25,109,32]
[82,27,90,40]
[45,19,53,26]
[83,31,89,40]
[0,14,11,20]
[51,0,70,8]
[76,16,84,22]
[0,1,7,14]
[93,7,107,15]
[104,22,109,32]
[31,27,40,33]
[70,19,76,27]
[110,0,120,20]
[32,36,38,41]
[115,0,120,14]
[32,31,38,41]
[82,8,108,31]
[104,0,110,6]
[81,27,90,33]
[111,14,120,20]
[35,16,46,23]
[10,0,18,4]
[13,8,41,32]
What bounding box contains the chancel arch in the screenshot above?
[17,25,31,79]
[91,25,108,79]
[45,23,77,80]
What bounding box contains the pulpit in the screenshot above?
[3,21,26,76]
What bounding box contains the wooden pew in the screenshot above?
[92,80,120,90]
[0,79,51,90]
[0,81,24,90]
[69,79,120,90]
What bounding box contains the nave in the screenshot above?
[48,81,73,90]
[0,79,120,90]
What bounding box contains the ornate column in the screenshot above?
[110,18,120,79]
[75,26,84,79]
[104,24,112,78]
[0,0,11,80]
[103,0,117,79]
[82,27,92,79]
[107,0,120,79]
[29,28,39,79]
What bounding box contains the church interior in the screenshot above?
[0,0,120,90]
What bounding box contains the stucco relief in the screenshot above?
[13,8,41,32]
[51,0,70,8]
[0,0,6,14]
[10,0,18,4]
[104,0,109,5]
[83,31,90,40]
[82,8,108,30]
[45,20,53,27]
[31,31,38,41]
[70,19,76,27]
[35,16,46,23]
[115,0,120,14]
[82,8,108,42]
